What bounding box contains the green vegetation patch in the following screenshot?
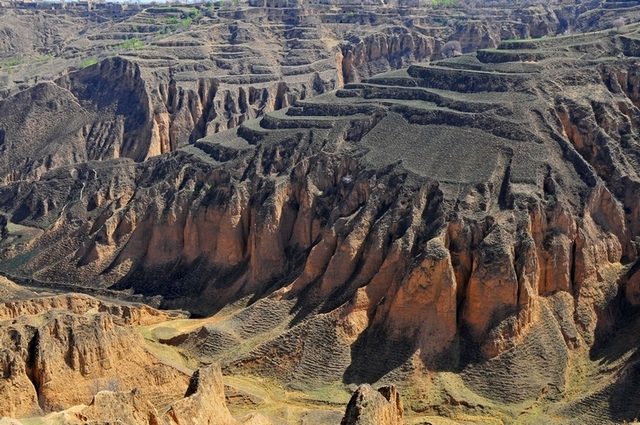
[621,132,633,148]
[162,12,196,31]
[80,58,98,69]
[431,0,459,7]
[118,37,144,50]
[303,381,352,405]
[1,58,21,68]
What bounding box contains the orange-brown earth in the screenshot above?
[1,2,640,424]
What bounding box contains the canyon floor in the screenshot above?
[2,1,640,424]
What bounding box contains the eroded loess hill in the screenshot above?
[0,281,285,424]
[1,21,640,424]
[1,0,633,185]
[0,290,190,418]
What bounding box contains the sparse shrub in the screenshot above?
[632,236,640,256]
[613,17,626,31]
[545,193,556,206]
[621,133,633,148]
[441,40,462,58]
[165,14,195,31]
[2,58,21,68]
[342,11,355,22]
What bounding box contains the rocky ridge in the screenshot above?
[0,293,190,418]
[340,384,403,425]
[56,363,273,425]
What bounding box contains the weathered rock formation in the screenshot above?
[61,389,160,425]
[165,364,244,425]
[0,294,190,416]
[53,364,273,425]
[341,385,404,425]
[0,292,171,325]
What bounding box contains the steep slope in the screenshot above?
[0,57,158,184]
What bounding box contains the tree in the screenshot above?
[613,17,626,31]
[441,40,462,58]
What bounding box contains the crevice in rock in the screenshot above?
[25,330,41,408]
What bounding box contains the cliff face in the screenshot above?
[0,294,190,416]
[341,385,403,425]
[0,58,156,184]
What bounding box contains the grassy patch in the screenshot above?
[303,381,352,405]
[138,312,234,342]
[80,58,97,69]
[187,8,200,19]
[2,58,21,68]
[432,0,458,6]
[18,418,49,425]
[142,338,198,370]
[592,56,618,62]
[118,37,144,50]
